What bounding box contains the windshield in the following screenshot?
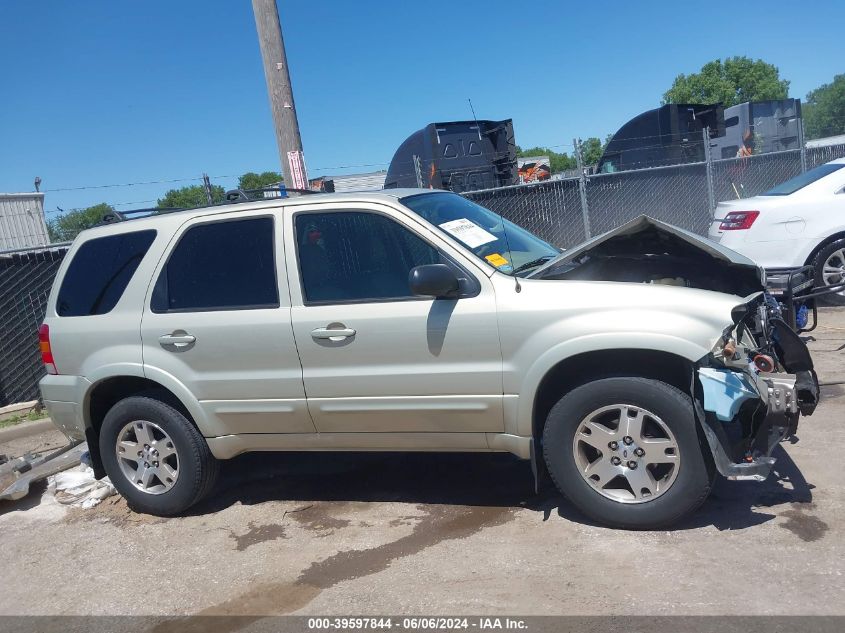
[401,192,560,276]
[762,163,844,196]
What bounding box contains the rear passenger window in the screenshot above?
[57,230,156,317]
[151,217,278,313]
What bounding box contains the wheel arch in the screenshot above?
[530,349,695,444]
[83,375,200,478]
[803,231,845,267]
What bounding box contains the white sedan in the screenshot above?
[709,157,845,303]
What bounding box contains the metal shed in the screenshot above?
[308,171,387,193]
[0,193,49,250]
[329,171,387,192]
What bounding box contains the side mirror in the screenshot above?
[409,264,460,298]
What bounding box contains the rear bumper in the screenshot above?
[39,374,91,442]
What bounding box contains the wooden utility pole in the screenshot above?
[251,0,307,189]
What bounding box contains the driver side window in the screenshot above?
[295,211,440,304]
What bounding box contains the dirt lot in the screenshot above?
[1,309,845,616]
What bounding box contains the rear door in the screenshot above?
[140,209,314,436]
[283,202,504,433]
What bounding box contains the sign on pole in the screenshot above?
[287,150,308,189]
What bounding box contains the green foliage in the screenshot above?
[663,57,789,106]
[238,171,283,191]
[157,184,225,209]
[47,203,113,242]
[803,74,845,140]
[579,137,604,166]
[516,139,608,171]
[516,146,576,173]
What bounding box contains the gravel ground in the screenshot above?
[1,308,844,616]
[0,427,68,460]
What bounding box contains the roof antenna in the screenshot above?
[467,98,483,140]
[501,217,521,293]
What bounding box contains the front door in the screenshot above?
[284,205,503,433]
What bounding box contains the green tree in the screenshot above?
[579,137,604,166]
[238,171,283,190]
[803,74,845,139]
[516,146,576,173]
[157,184,225,209]
[662,57,789,106]
[47,203,114,242]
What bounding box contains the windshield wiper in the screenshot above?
[511,255,556,275]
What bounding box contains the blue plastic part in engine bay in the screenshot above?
[698,367,760,422]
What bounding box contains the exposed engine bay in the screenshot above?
[531,215,820,480]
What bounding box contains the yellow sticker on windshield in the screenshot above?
[485,253,509,267]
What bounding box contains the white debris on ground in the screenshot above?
[48,464,115,509]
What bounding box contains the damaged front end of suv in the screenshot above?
[698,294,818,480]
[532,215,820,481]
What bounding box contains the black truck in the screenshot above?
[384,119,518,193]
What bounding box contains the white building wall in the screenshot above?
[330,171,386,192]
[0,193,49,250]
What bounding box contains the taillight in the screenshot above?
[39,324,58,375]
[719,210,760,230]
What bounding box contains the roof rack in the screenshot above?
[89,185,320,229]
[96,207,185,227]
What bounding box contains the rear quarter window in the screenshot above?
[57,230,157,317]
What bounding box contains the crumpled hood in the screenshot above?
[528,215,766,297]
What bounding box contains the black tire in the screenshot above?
[813,238,845,306]
[542,377,712,529]
[99,396,219,516]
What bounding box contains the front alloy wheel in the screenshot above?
[543,377,713,529]
[572,404,680,503]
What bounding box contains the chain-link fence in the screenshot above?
[0,246,67,406]
[710,149,804,207]
[807,143,845,169]
[464,178,587,248]
[587,162,711,236]
[466,142,845,249]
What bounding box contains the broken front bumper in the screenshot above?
[696,366,818,481]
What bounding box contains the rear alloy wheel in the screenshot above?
[100,396,219,515]
[543,377,713,529]
[115,420,179,494]
[814,238,845,306]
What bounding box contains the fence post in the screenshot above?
[702,127,716,214]
[574,138,591,239]
[412,155,424,188]
[798,118,807,173]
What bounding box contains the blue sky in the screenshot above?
[1,0,843,216]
